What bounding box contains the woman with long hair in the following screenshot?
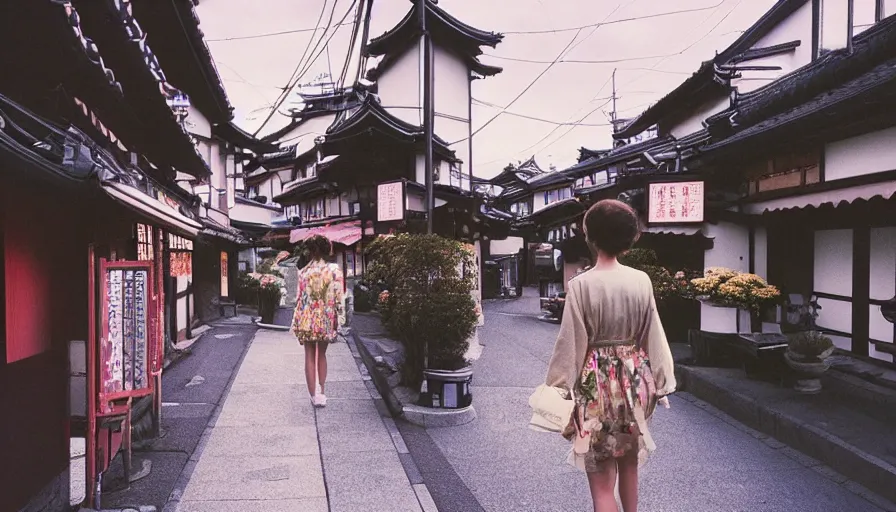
[544,199,675,512]
[291,235,346,407]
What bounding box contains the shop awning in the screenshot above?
[102,181,202,237]
[642,225,705,236]
[743,182,896,214]
[289,220,363,245]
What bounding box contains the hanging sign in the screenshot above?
[647,181,704,224]
[99,259,155,405]
[377,180,406,222]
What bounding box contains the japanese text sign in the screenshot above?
[377,181,405,222]
[648,181,704,224]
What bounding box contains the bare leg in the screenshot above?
[304,342,318,396]
[587,459,619,512]
[617,448,639,512]
[317,341,329,394]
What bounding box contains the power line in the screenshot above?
[336,0,365,90]
[252,0,331,136]
[533,0,742,158]
[206,22,354,42]
[620,0,743,91]
[254,0,359,136]
[454,1,630,146]
[483,53,692,65]
[451,28,583,145]
[471,97,613,126]
[501,2,725,34]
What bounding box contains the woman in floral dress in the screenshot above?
[292,235,346,407]
[544,200,676,512]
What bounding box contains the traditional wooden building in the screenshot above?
[0,1,221,509]
[691,13,896,360]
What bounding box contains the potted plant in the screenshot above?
[366,234,479,409]
[257,281,283,324]
[784,331,835,394]
[690,267,781,313]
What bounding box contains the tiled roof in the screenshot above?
[365,0,502,80]
[614,0,810,139]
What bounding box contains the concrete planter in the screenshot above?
[419,367,473,409]
[784,348,834,394]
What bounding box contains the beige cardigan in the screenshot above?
[544,265,676,397]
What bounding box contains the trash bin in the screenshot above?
[420,367,473,409]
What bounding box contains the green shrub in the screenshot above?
[787,331,834,361]
[366,234,478,387]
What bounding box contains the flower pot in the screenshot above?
[418,367,473,409]
[784,349,831,394]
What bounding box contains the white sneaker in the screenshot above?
[313,394,327,408]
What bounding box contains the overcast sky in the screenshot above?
[196,0,778,177]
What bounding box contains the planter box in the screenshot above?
[419,367,473,409]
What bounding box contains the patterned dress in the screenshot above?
[544,265,676,473]
[291,259,346,344]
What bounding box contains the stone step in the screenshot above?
[676,362,896,505]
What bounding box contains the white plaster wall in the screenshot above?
[668,96,729,139]
[701,221,750,332]
[491,236,524,256]
[280,114,336,146]
[814,229,853,349]
[226,154,236,209]
[814,229,853,295]
[433,46,471,170]
[184,105,211,138]
[753,226,769,280]
[869,227,896,361]
[377,45,421,126]
[732,1,813,94]
[870,227,896,301]
[825,127,896,181]
[230,202,274,225]
[887,0,896,18]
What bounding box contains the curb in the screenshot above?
[677,364,896,507]
[351,329,405,417]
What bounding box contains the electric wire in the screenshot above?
[252,0,331,135]
[336,0,365,90]
[452,1,629,146]
[484,0,740,167]
[254,0,359,136]
[206,22,355,42]
[451,28,582,145]
[471,97,614,126]
[501,1,726,34]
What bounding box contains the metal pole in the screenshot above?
[847,0,855,54]
[420,0,434,234]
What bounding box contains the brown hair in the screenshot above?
[583,199,641,256]
[305,235,332,260]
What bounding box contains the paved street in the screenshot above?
[164,328,434,512]
[418,292,893,512]
[101,324,256,509]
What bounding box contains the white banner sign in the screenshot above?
[648,181,704,224]
[377,181,405,222]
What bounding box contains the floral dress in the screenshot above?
[544,265,676,473]
[291,259,346,344]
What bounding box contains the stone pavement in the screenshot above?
[419,290,896,512]
[164,328,435,512]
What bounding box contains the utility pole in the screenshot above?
[610,68,618,132]
[420,0,435,234]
